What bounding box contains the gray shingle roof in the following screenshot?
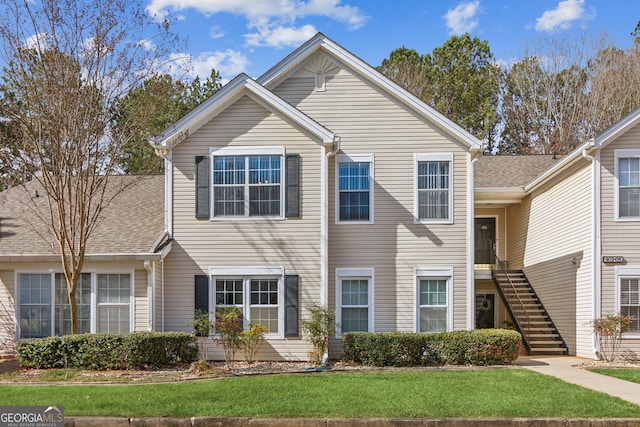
[0,175,164,257]
[474,155,564,188]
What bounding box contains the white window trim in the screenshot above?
[414,267,453,332]
[614,149,640,222]
[209,266,285,339]
[209,146,286,221]
[14,269,134,339]
[615,266,640,338]
[335,268,374,337]
[335,154,374,224]
[414,153,454,224]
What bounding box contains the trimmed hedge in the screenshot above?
[16,331,198,370]
[341,329,521,367]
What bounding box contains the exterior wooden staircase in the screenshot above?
[492,269,569,355]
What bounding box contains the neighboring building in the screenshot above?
[1,33,639,361]
[0,176,168,356]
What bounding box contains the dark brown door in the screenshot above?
[475,218,496,264]
[475,293,496,329]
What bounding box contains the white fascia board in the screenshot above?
[258,33,482,153]
[475,187,525,194]
[595,106,640,149]
[0,253,164,262]
[151,73,335,149]
[242,78,336,145]
[152,73,250,149]
[524,141,595,192]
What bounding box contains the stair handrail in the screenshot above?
[493,255,531,351]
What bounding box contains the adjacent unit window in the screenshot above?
[336,154,373,223]
[54,273,91,336]
[18,272,132,339]
[415,268,452,333]
[211,147,284,218]
[211,267,284,337]
[336,268,373,335]
[415,153,453,223]
[616,150,640,219]
[97,274,131,333]
[620,278,640,333]
[618,267,640,334]
[19,274,52,339]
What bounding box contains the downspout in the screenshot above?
[144,260,153,331]
[321,135,341,307]
[583,146,601,359]
[468,154,480,330]
[150,140,171,333]
[320,136,340,366]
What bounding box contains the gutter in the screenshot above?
[0,252,166,263]
[525,141,595,192]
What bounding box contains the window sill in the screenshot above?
[614,217,640,222]
[210,216,285,222]
[414,218,454,225]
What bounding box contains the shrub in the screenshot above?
[16,332,198,370]
[342,329,521,367]
[214,306,244,366]
[300,305,335,366]
[190,310,214,360]
[590,313,635,362]
[240,323,268,363]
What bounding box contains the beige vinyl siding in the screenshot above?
[601,124,640,354]
[134,268,148,331]
[165,95,323,360]
[274,57,471,333]
[507,161,593,356]
[0,270,16,356]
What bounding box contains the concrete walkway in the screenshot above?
[517,356,640,406]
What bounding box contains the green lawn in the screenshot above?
[591,368,640,384]
[2,369,640,418]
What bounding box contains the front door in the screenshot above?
[475,293,496,329]
[475,218,496,265]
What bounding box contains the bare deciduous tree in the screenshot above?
[0,0,180,333]
[500,33,640,154]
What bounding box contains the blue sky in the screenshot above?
[146,0,640,82]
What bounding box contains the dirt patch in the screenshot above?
[0,360,375,384]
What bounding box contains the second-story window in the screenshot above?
[211,147,284,218]
[616,149,640,220]
[415,153,453,223]
[336,154,374,223]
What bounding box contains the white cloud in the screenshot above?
[146,0,367,47]
[535,0,590,32]
[245,24,318,49]
[189,49,250,83]
[443,0,481,35]
[209,27,225,40]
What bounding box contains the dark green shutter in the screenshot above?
[195,156,210,218]
[285,154,300,217]
[284,275,299,337]
[194,275,209,313]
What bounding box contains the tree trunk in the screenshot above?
[68,284,78,334]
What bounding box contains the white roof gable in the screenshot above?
[258,33,482,153]
[152,73,337,150]
[594,106,640,148]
